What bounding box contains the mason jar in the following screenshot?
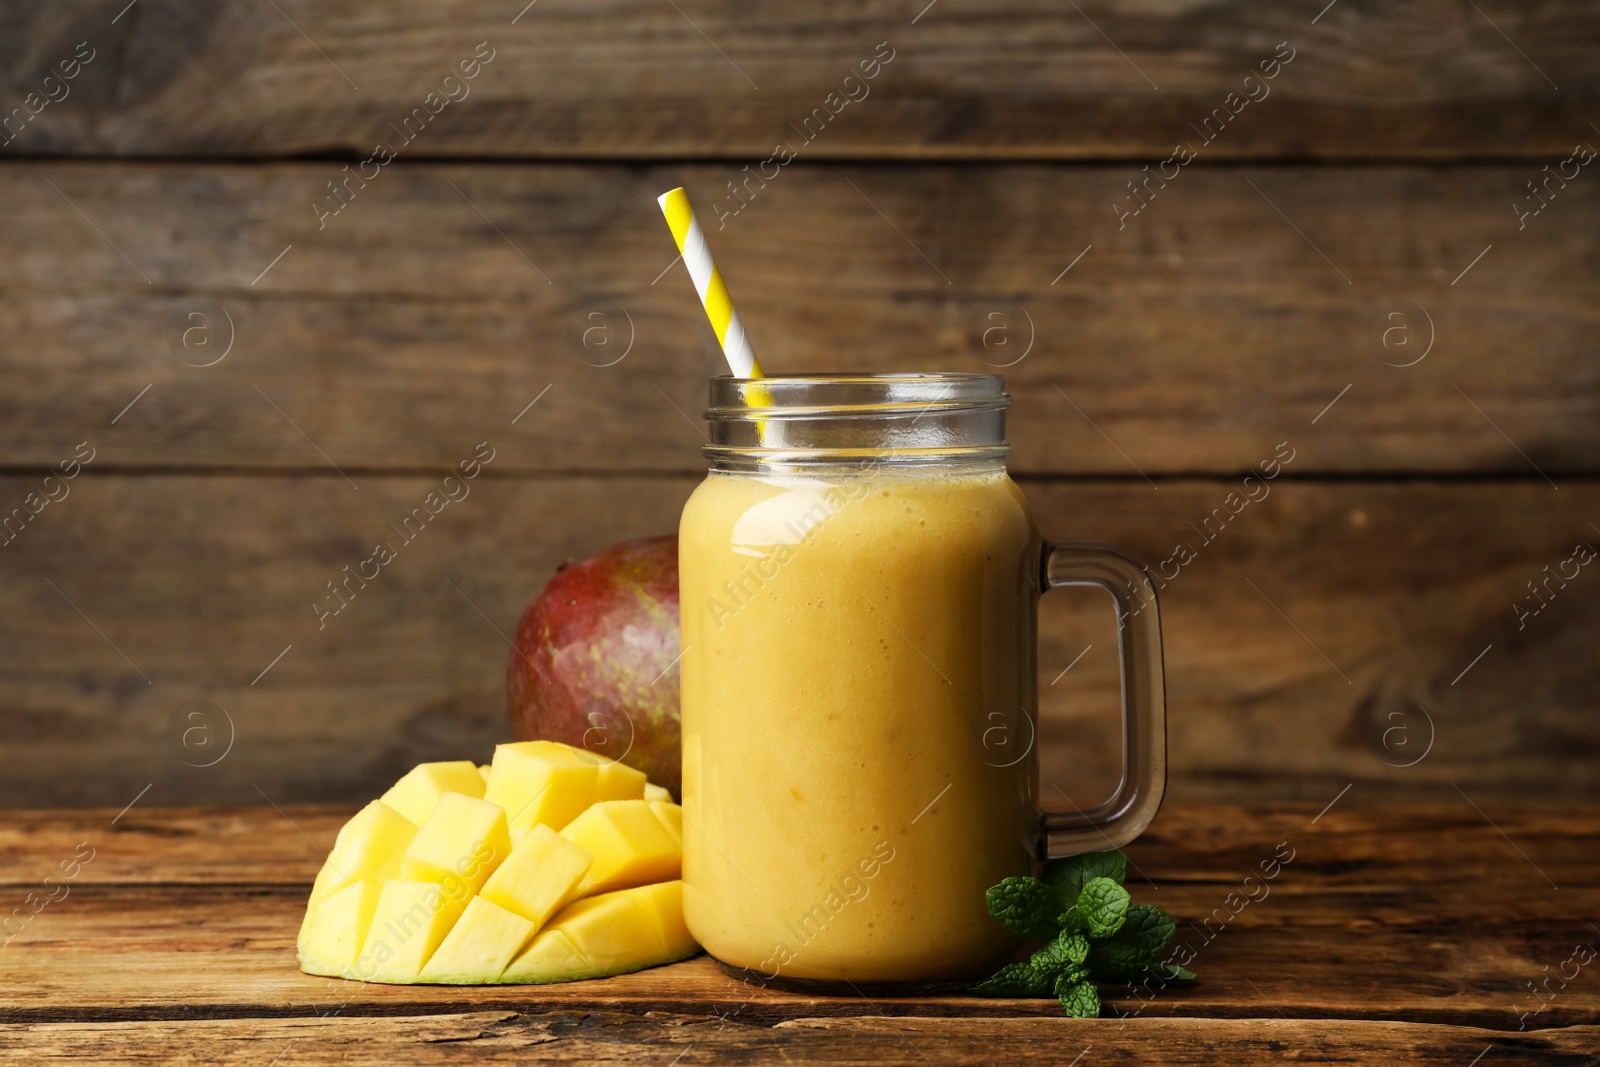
[678,373,1165,987]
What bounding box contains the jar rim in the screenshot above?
[705,372,1010,421]
[702,372,1011,470]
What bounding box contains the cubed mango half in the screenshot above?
[298,743,699,987]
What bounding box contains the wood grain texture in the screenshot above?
[9,802,1591,893]
[6,1012,1598,1066]
[2,1,1598,160]
[1,807,1596,1030]
[0,476,1594,808]
[0,163,1595,475]
[7,803,1596,922]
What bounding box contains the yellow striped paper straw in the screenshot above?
[657,187,764,379]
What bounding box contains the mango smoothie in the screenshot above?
[678,463,1041,983]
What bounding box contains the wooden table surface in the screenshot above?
[2,803,1596,1064]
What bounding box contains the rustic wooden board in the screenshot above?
[1,163,1595,475]
[6,1012,1598,1066]
[0,477,1594,808]
[2,2,1598,159]
[1,807,1596,1029]
[7,1012,1600,1066]
[7,804,1596,924]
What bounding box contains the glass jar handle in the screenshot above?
[1039,542,1167,858]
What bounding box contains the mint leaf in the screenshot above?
[1086,903,1175,979]
[1073,876,1130,938]
[1036,930,1091,970]
[1056,962,1089,988]
[1030,931,1089,978]
[1058,932,1091,966]
[985,877,1064,939]
[1161,964,1197,982]
[968,960,1051,997]
[1056,977,1101,1018]
[1042,850,1127,907]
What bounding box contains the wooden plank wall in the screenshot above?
[0,0,1596,808]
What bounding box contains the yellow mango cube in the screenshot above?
[509,882,697,981]
[643,782,673,803]
[561,800,681,896]
[499,928,591,984]
[479,824,593,928]
[417,896,536,983]
[483,741,601,831]
[399,792,511,894]
[380,761,486,825]
[593,758,647,802]
[298,800,417,951]
[354,879,469,983]
[516,891,646,979]
[649,801,683,849]
[477,764,491,784]
[299,880,380,978]
[631,879,694,956]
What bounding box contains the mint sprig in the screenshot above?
[968,850,1194,1018]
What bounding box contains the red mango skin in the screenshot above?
[507,535,682,797]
